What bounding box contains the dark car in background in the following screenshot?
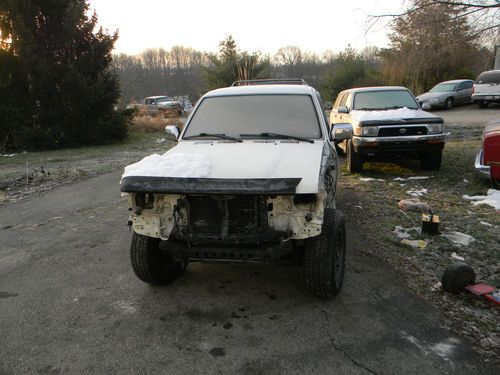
[416,79,474,109]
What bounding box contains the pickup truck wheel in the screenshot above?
[347,140,363,173]
[491,178,500,189]
[445,98,453,109]
[303,209,346,298]
[421,150,442,170]
[478,101,488,109]
[130,232,186,285]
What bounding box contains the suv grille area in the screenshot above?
[174,195,286,245]
[378,126,427,137]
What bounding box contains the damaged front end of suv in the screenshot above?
[121,79,346,298]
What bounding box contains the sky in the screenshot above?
[88,0,405,56]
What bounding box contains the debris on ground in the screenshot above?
[155,138,166,144]
[398,198,432,213]
[393,225,421,239]
[480,221,493,227]
[463,189,500,210]
[442,231,475,246]
[401,238,428,249]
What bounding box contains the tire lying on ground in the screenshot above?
[303,208,346,298]
[347,139,363,173]
[130,232,187,285]
[441,262,475,294]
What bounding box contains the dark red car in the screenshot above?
[475,119,500,188]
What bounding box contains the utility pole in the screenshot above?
[495,29,500,70]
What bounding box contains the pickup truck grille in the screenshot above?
[183,195,276,244]
[378,126,427,137]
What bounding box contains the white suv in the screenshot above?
[472,70,500,108]
[121,79,346,298]
[330,86,446,172]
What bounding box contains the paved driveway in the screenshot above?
[0,171,497,374]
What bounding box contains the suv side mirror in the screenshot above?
[165,125,180,140]
[337,105,349,114]
[331,124,353,140]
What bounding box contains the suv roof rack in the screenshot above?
[231,78,308,86]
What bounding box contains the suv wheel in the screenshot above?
[130,232,187,285]
[421,150,442,170]
[347,140,363,173]
[445,98,453,109]
[478,101,488,109]
[303,209,346,298]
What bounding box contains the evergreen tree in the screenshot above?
[0,0,128,151]
[204,36,270,89]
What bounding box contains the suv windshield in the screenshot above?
[353,90,419,110]
[183,94,322,139]
[430,83,456,92]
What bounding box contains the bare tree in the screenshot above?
[367,0,500,44]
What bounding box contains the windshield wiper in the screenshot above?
[183,133,242,142]
[383,106,404,110]
[240,132,314,144]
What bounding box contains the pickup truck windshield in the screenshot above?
[183,94,322,139]
[353,90,419,110]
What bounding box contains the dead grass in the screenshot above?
[130,114,183,133]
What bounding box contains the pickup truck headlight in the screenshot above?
[427,123,443,134]
[361,126,379,136]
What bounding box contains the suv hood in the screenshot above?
[122,140,324,194]
[350,107,443,125]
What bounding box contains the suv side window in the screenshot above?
[339,92,348,107]
[333,92,345,109]
[344,93,353,110]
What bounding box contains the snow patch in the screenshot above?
[480,221,493,227]
[350,107,435,122]
[360,177,384,182]
[442,231,475,246]
[463,189,500,210]
[450,252,465,261]
[407,188,428,197]
[122,152,211,179]
[113,300,137,314]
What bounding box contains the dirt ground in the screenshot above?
[1,105,499,362]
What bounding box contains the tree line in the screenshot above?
[0,0,497,152]
[113,1,495,107]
